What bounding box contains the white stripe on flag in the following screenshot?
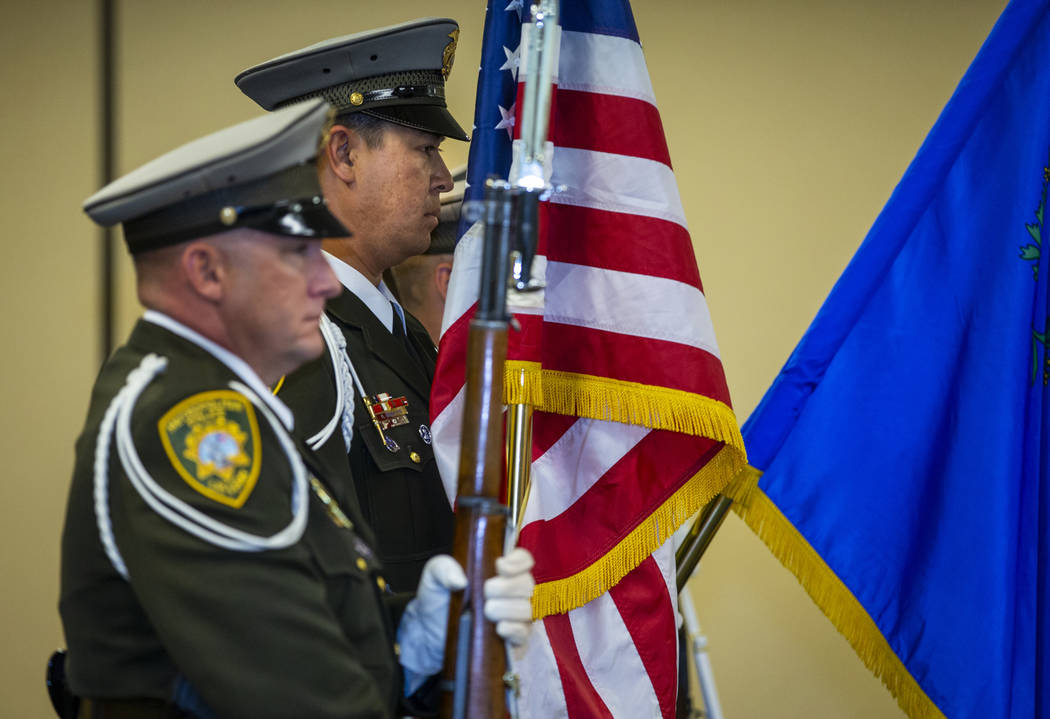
[570,570,666,719]
[430,386,464,504]
[522,418,651,525]
[441,221,486,340]
[654,540,680,627]
[545,261,721,357]
[558,30,655,105]
[516,620,570,719]
[519,22,563,86]
[551,147,688,228]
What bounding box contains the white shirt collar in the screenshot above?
[142,309,294,430]
[323,251,405,334]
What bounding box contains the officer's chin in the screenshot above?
[301,331,326,363]
[283,332,326,376]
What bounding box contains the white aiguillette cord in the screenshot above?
[316,314,399,453]
[94,354,309,578]
[306,315,356,452]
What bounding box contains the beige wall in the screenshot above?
[659,2,1004,717]
[1,2,100,718]
[0,1,1003,716]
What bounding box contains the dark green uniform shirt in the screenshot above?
[60,315,402,719]
[278,288,455,593]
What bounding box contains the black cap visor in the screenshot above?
[124,195,348,254]
[364,104,469,142]
[238,197,349,239]
[122,162,348,253]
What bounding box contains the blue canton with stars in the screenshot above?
[458,0,525,237]
[459,0,642,242]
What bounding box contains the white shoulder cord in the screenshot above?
[306,314,354,449]
[94,354,167,578]
[309,314,363,452]
[331,319,376,429]
[94,354,310,579]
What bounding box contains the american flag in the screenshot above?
[430,1,746,715]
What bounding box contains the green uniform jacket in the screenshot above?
[279,289,455,593]
[60,317,403,719]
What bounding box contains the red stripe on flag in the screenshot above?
[431,306,472,419]
[543,613,615,719]
[513,81,560,145]
[546,203,703,290]
[435,302,728,417]
[610,556,680,719]
[507,312,545,364]
[541,323,733,407]
[531,411,578,460]
[520,427,723,583]
[552,89,672,167]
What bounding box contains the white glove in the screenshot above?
[483,547,535,647]
[397,549,536,693]
[398,554,467,690]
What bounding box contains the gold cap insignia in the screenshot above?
[442,28,459,79]
[158,390,261,508]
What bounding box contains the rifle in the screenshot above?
[440,3,559,717]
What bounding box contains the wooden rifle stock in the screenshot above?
[440,6,559,711]
[440,181,516,719]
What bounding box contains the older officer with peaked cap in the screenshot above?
[235,18,466,594]
[59,99,534,719]
[391,165,465,345]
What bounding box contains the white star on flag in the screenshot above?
[499,44,521,81]
[504,0,524,21]
[495,102,516,140]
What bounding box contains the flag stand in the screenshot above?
[679,585,724,719]
[504,402,532,718]
[676,494,729,718]
[505,401,533,551]
[676,495,733,593]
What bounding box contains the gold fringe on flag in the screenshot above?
[504,361,545,407]
[531,444,744,618]
[725,466,946,719]
[503,361,746,459]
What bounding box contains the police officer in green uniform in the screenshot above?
[235,18,468,593]
[58,99,534,719]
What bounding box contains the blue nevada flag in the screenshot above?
[728,1,1050,717]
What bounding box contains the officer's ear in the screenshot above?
[434,259,453,302]
[181,240,226,303]
[324,124,356,184]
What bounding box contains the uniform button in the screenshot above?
[377,576,387,591]
[394,642,401,656]
[356,557,367,570]
[409,451,421,464]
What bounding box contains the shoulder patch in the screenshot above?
[157,390,262,508]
